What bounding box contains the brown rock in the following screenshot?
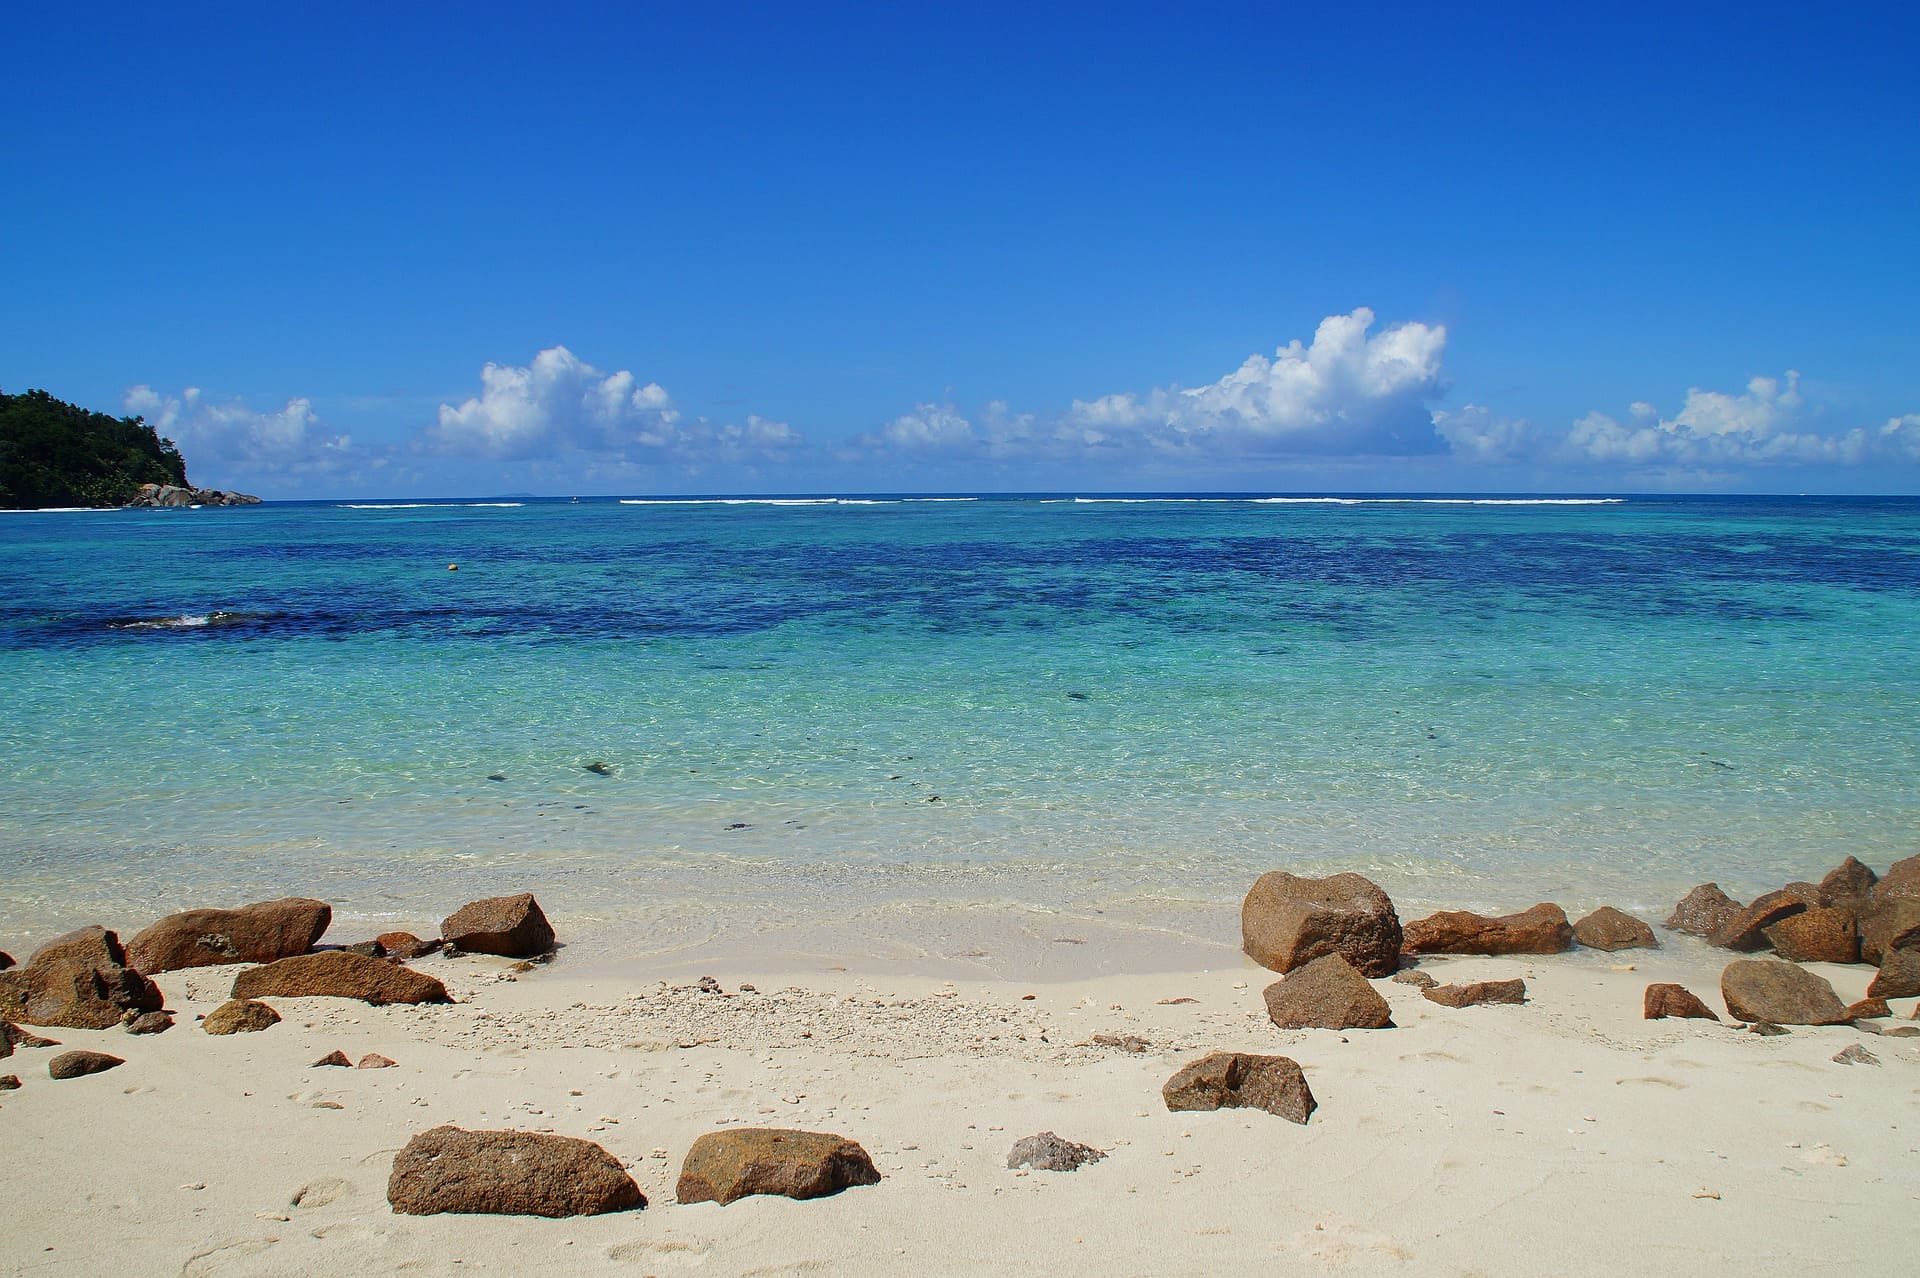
[0,952,12,970]
[676,1128,882,1205]
[1762,906,1859,964]
[440,894,555,958]
[1261,954,1393,1030]
[358,1053,396,1069]
[1708,885,1820,951]
[1817,856,1878,905]
[1666,883,1743,937]
[48,1050,123,1079]
[126,1011,173,1035]
[0,1074,17,1090]
[313,1050,353,1067]
[375,932,441,960]
[342,940,385,958]
[1721,959,1849,1025]
[1858,898,1920,965]
[0,957,163,1030]
[1161,1052,1316,1124]
[1644,983,1719,1020]
[1871,853,1920,902]
[1402,903,1573,955]
[1572,906,1658,951]
[1832,1042,1880,1066]
[203,998,281,1035]
[1846,997,1891,1020]
[1422,978,1527,1008]
[1391,969,1437,989]
[127,898,332,974]
[1866,948,1920,999]
[230,951,450,1006]
[2,1022,57,1050]
[1239,872,1403,978]
[27,925,127,970]
[388,1126,645,1217]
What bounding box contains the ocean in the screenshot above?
[3,494,1917,971]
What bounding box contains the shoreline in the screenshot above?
[4,878,1919,1274]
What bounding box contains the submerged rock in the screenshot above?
[388,1126,645,1217]
[1007,1131,1105,1172]
[1721,959,1849,1026]
[1261,953,1393,1030]
[1240,871,1402,978]
[127,898,332,974]
[440,893,554,958]
[1162,1052,1316,1124]
[1402,904,1572,956]
[1572,907,1658,951]
[676,1128,881,1205]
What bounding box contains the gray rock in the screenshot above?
[1832,1042,1880,1066]
[1006,1131,1106,1172]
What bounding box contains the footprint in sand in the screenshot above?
[289,1177,353,1209]
[181,1236,279,1276]
[607,1238,713,1266]
[1615,1076,1687,1090]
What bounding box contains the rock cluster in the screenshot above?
[1664,854,1920,973]
[125,483,261,507]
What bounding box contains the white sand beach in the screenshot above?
[3,903,1916,1277]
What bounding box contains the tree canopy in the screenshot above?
[0,388,189,508]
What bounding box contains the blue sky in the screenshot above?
[4,3,1917,497]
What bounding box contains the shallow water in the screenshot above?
[3,494,1917,967]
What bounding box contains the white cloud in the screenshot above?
[122,385,359,483]
[1562,372,1882,469]
[858,308,1451,463]
[1431,404,1535,462]
[422,346,799,464]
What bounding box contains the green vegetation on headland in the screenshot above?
[0,388,256,509]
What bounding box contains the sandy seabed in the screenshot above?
[2,910,1917,1277]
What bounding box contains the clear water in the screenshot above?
[4,494,1917,964]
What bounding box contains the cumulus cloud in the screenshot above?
[855,308,1452,462]
[422,346,799,465]
[123,385,359,482]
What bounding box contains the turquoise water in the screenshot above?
[3,495,1918,962]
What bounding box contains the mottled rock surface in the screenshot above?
[230,951,450,1006]
[1240,872,1402,978]
[127,898,332,974]
[1423,978,1527,1008]
[0,932,163,1030]
[440,894,554,958]
[1643,983,1719,1020]
[1709,885,1820,951]
[1832,1043,1880,1066]
[1666,884,1743,938]
[126,1011,173,1035]
[1391,970,1437,989]
[1006,1131,1105,1172]
[1871,854,1920,902]
[49,1050,123,1079]
[1818,856,1878,905]
[1858,899,1920,966]
[1721,959,1849,1026]
[1402,904,1572,955]
[1262,953,1393,1030]
[1573,907,1658,951]
[388,1126,644,1217]
[676,1128,881,1205]
[1763,906,1860,965]
[1162,1052,1316,1124]
[203,998,281,1035]
[1866,948,1920,999]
